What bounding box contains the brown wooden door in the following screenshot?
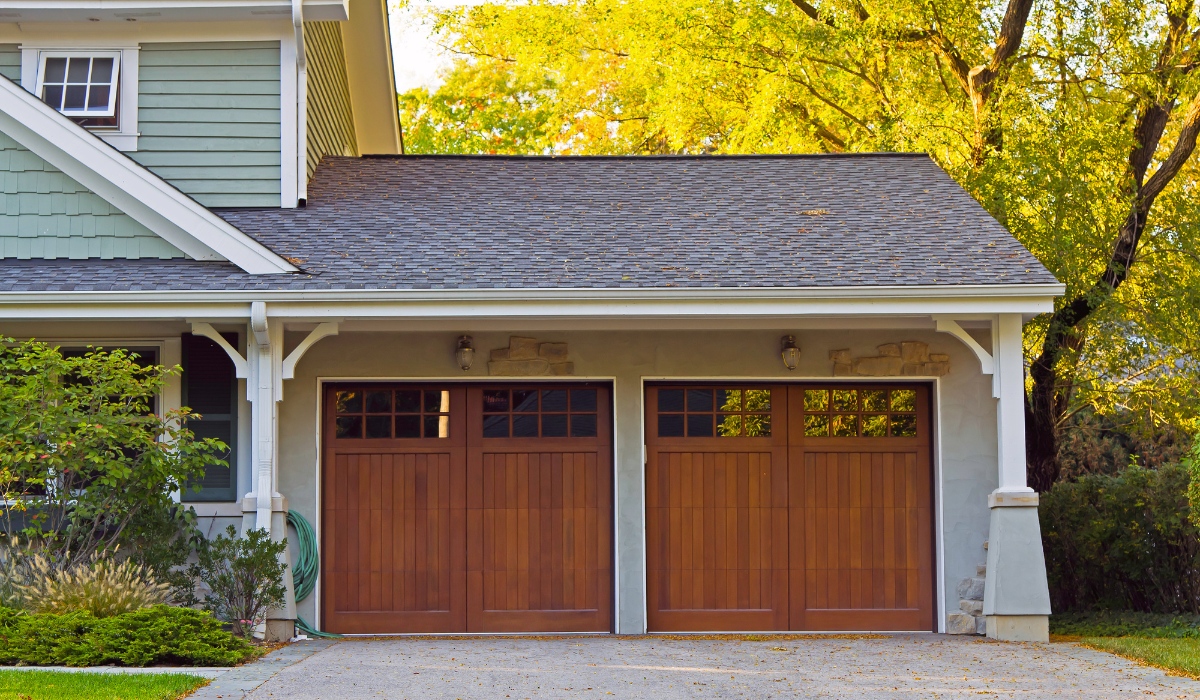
[645,384,934,633]
[645,386,789,631]
[322,383,613,634]
[788,385,934,631]
[466,386,613,632]
[321,385,467,634]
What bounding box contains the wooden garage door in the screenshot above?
[322,383,612,634]
[645,384,934,632]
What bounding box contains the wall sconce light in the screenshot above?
[455,335,475,371]
[780,335,800,371]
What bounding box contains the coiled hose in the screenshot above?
[286,509,342,638]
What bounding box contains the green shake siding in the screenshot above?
[133,42,282,208]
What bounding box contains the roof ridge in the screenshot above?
[357,152,931,160]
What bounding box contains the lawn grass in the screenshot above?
[0,669,207,700]
[1079,637,1200,679]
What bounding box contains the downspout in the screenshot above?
[292,0,307,204]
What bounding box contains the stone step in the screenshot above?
[955,577,985,601]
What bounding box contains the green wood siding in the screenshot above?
[304,22,357,180]
[0,46,19,82]
[0,129,185,260]
[132,42,282,208]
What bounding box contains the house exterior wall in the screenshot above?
[0,128,186,259]
[304,22,358,180]
[131,41,283,208]
[0,46,18,81]
[277,327,998,634]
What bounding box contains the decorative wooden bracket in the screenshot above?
[188,319,340,383]
[188,321,248,378]
[933,316,998,398]
[282,322,339,379]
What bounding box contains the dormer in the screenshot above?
[0,0,400,210]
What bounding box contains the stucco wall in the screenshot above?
[279,327,998,633]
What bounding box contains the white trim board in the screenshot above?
[0,75,297,275]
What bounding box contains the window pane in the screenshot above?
[512,415,538,438]
[41,85,64,109]
[832,414,858,437]
[687,413,713,437]
[394,415,420,438]
[570,414,597,438]
[425,414,450,438]
[483,415,509,438]
[658,389,684,412]
[891,414,917,437]
[804,389,828,412]
[832,389,858,412]
[804,414,829,437]
[365,391,391,413]
[90,57,114,82]
[64,85,87,110]
[335,415,362,438]
[745,414,772,437]
[513,389,539,412]
[425,390,450,413]
[541,389,568,412]
[717,414,742,437]
[571,389,597,412]
[394,390,421,413]
[658,414,684,437]
[365,415,391,439]
[86,84,110,110]
[687,389,713,412]
[482,390,509,413]
[542,414,568,437]
[715,389,741,413]
[67,57,90,82]
[862,414,888,437]
[862,390,888,412]
[335,391,361,414]
[891,389,916,412]
[744,389,771,412]
[44,57,67,83]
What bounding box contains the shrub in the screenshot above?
[0,538,40,609]
[20,551,169,617]
[0,339,227,569]
[0,605,254,667]
[1041,462,1200,613]
[191,526,287,638]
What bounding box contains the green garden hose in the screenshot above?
[286,509,342,639]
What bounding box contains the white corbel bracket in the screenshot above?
[188,322,249,378]
[934,316,998,398]
[190,319,339,388]
[282,322,339,379]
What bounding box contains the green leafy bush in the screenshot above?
[0,605,254,667]
[1051,610,1200,638]
[192,526,287,638]
[21,551,169,617]
[1041,462,1200,613]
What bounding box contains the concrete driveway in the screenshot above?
[241,635,1200,699]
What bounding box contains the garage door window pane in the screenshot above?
[542,414,568,437]
[365,415,391,438]
[571,389,597,412]
[365,391,392,413]
[513,390,539,412]
[746,414,771,437]
[513,415,539,437]
[659,389,684,412]
[832,414,858,437]
[571,414,597,438]
[862,414,888,437]
[805,414,829,437]
[891,414,917,437]
[890,389,916,412]
[833,389,858,412]
[862,390,888,412]
[484,415,509,438]
[395,415,420,438]
[658,414,684,437]
[718,414,742,437]
[804,390,828,412]
[687,414,714,437]
[336,391,362,414]
[687,389,713,412]
[482,385,599,438]
[336,415,363,438]
[657,386,771,438]
[395,390,421,413]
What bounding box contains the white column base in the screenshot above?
[986,615,1049,642]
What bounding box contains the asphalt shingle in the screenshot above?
[0,154,1058,292]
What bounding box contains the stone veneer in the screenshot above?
[831,341,950,377]
[488,336,575,376]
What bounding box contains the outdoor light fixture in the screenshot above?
[455,335,475,371]
[780,335,800,371]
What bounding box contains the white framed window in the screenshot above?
[21,47,140,151]
[36,52,121,120]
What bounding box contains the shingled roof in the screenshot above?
[1,154,1058,292]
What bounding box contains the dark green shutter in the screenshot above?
[182,333,239,502]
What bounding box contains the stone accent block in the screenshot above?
[956,577,985,601]
[488,359,551,376]
[900,341,929,363]
[853,355,903,376]
[488,337,574,376]
[508,336,540,360]
[946,612,976,635]
[878,343,901,357]
[960,600,983,615]
[833,341,951,377]
[539,342,569,361]
[829,349,851,364]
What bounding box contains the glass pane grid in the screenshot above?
[334,388,451,439]
[41,56,117,115]
[802,387,918,437]
[657,387,771,437]
[482,388,598,438]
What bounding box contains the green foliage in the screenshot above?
[1041,463,1200,613]
[21,552,169,617]
[191,526,287,638]
[399,0,1200,444]
[0,605,254,667]
[1058,412,1193,480]
[0,668,206,700]
[1051,611,1200,638]
[120,504,203,606]
[0,538,39,609]
[0,339,227,569]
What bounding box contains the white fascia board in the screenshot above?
[0,0,347,22]
[0,284,1064,321]
[0,77,297,275]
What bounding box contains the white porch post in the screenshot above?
[982,313,1051,641]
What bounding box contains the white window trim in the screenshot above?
[35,51,121,118]
[21,46,140,152]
